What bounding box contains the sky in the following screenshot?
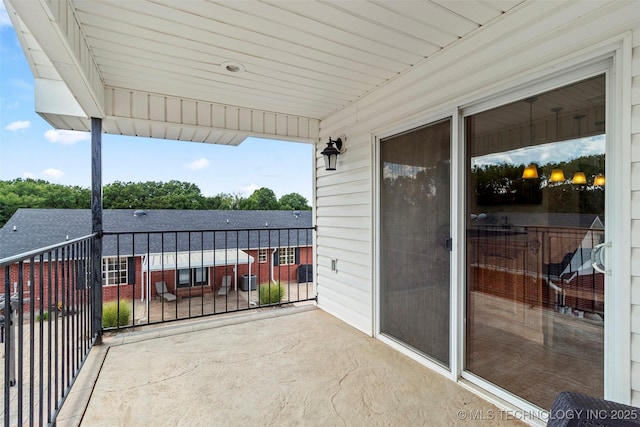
[0,4,313,202]
[472,136,605,169]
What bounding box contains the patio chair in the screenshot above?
[155,281,177,302]
[218,275,232,296]
[548,391,640,426]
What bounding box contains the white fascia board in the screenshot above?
[6,0,104,119]
[35,78,85,118]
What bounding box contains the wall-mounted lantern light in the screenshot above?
[321,136,345,171]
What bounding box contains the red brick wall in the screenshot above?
[1,260,87,313]
[1,245,314,312]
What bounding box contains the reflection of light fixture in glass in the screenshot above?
[522,97,538,179]
[522,165,538,179]
[551,107,563,139]
[571,114,586,184]
[550,169,566,182]
[593,111,606,186]
[548,107,566,183]
[571,171,587,184]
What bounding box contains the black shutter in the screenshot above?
[127,257,136,284]
[76,261,87,290]
[295,248,300,264]
[273,249,280,266]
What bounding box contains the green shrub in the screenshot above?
[102,300,132,328]
[36,312,49,322]
[259,282,286,305]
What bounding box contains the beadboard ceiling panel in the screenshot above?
[75,0,521,120]
[7,0,524,142]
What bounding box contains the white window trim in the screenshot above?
[102,257,127,286]
[278,247,296,266]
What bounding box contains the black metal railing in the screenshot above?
[467,223,605,316]
[101,226,316,330]
[1,234,99,427]
[0,226,316,425]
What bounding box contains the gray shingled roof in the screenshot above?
[0,209,313,259]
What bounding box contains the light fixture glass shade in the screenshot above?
[593,174,606,186]
[522,164,538,179]
[321,141,340,171]
[571,171,587,184]
[549,169,565,182]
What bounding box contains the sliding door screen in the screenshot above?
[380,119,451,367]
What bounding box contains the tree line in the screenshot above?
[471,154,605,215]
[0,179,310,227]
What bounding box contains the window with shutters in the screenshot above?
[102,257,127,286]
[278,247,296,265]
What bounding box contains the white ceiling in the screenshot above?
[7,0,525,143]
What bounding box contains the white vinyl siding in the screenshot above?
[314,0,640,402]
[629,29,640,406]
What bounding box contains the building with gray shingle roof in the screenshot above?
[1,209,314,303]
[0,209,313,259]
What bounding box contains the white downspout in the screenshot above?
[141,255,149,324]
[233,264,238,292]
[248,255,256,307]
[141,255,146,302]
[271,248,277,285]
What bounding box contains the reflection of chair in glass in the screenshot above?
[218,275,232,296]
[544,218,604,317]
[155,281,176,302]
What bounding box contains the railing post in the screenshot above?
[91,117,103,344]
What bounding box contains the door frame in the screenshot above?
[372,32,632,408]
[457,37,632,407]
[373,109,459,381]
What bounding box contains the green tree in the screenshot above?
[0,179,90,227]
[278,193,310,210]
[103,180,206,209]
[205,192,246,210]
[0,179,310,227]
[244,187,279,210]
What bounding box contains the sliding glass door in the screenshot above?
[380,119,451,367]
[464,75,606,408]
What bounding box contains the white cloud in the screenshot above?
[0,3,11,28]
[23,172,35,179]
[5,120,30,131]
[42,168,64,180]
[10,79,32,92]
[241,184,260,197]
[186,157,210,170]
[473,135,606,169]
[3,101,20,110]
[44,129,90,145]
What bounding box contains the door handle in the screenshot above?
[591,242,611,274]
[445,238,453,252]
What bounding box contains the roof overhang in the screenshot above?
[3,0,526,146]
[142,249,254,272]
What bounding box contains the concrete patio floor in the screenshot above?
[57,305,529,426]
